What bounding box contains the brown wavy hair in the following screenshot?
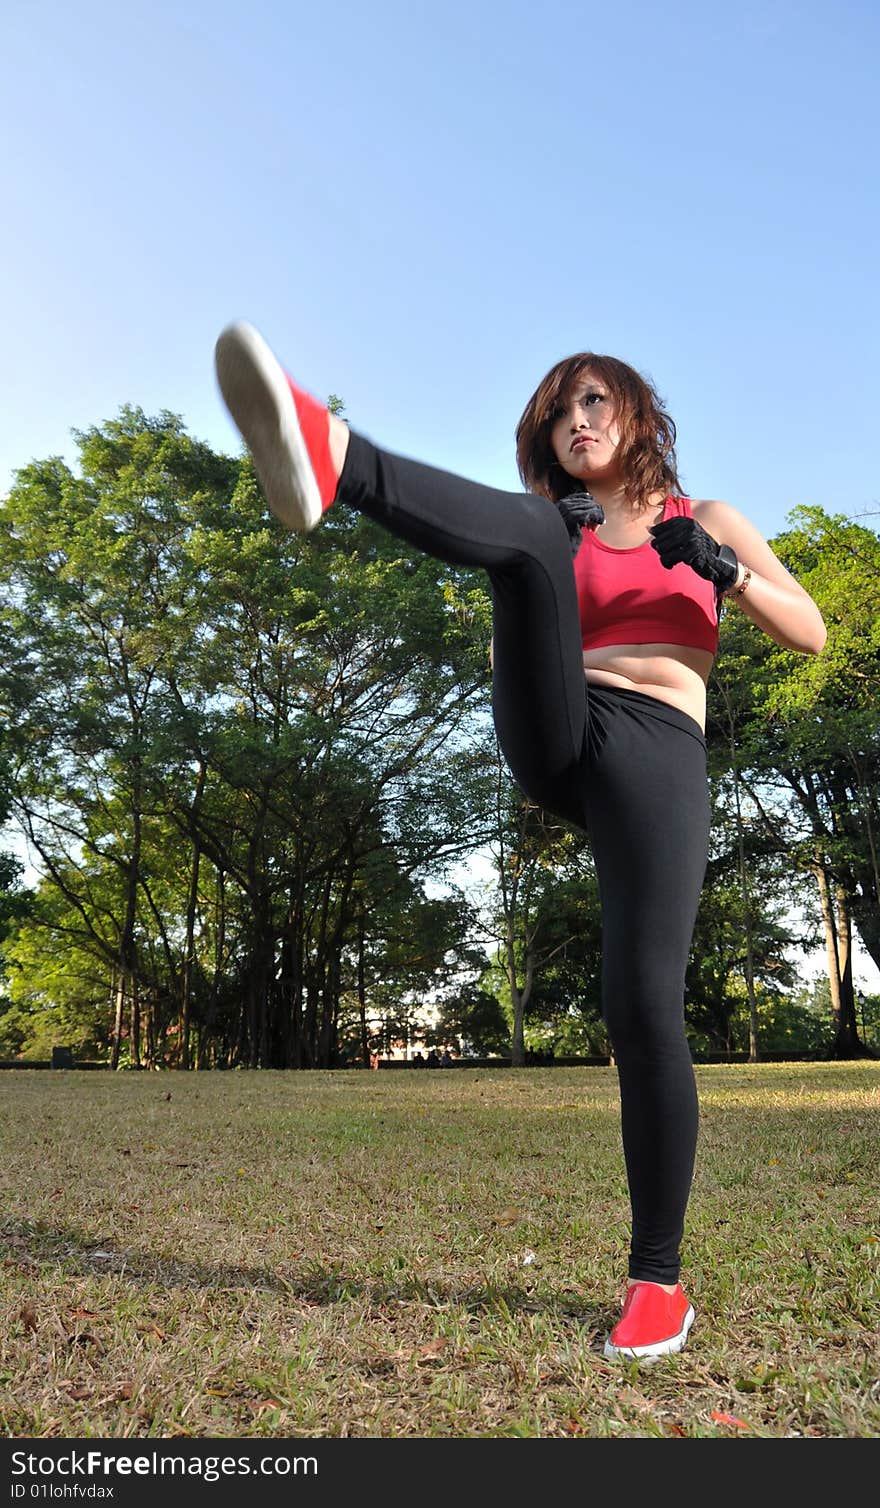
[515,353,682,510]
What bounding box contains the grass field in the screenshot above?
[1,1062,878,1439]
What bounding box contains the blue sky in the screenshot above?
[2,0,878,543]
[2,0,879,987]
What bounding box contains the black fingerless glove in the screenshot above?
[556,492,605,556]
[648,516,738,592]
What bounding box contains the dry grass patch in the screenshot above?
[1,1062,878,1437]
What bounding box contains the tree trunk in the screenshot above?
[247,916,274,1068]
[732,774,760,1062]
[813,849,843,1030]
[508,939,534,1067]
[719,677,760,1060]
[812,851,870,1057]
[110,972,125,1070]
[130,978,141,1068]
[113,752,143,1070]
[199,865,226,1070]
[358,909,370,1068]
[787,762,880,981]
[318,865,355,1069]
[181,763,206,1072]
[832,882,865,1057]
[144,990,156,1067]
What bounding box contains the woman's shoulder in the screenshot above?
[689,497,744,531]
[663,493,711,519]
[689,498,792,580]
[689,496,765,538]
[684,496,722,517]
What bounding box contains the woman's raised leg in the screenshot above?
[215,322,591,825]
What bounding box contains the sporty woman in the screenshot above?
[214,322,826,1360]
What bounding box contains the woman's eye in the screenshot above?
[550,404,566,421]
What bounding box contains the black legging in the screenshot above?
[339,433,711,1283]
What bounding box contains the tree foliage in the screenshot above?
[0,409,494,1067]
[1,413,877,1066]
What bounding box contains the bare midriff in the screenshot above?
[583,643,714,732]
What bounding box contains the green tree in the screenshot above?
[434,984,510,1056]
[706,506,880,1058]
[0,409,498,1067]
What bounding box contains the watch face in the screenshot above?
[716,543,738,592]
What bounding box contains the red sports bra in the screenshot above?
[573,495,720,656]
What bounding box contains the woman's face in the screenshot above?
[550,372,621,487]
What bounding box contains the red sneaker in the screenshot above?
[214,321,339,531]
[603,1281,695,1361]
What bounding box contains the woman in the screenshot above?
[214,322,827,1360]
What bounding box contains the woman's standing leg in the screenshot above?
[582,694,711,1287]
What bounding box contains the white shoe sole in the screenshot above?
[603,1303,695,1362]
[214,321,324,532]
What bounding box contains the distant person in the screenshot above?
[412,1051,426,1068]
[425,1049,440,1068]
[440,1049,453,1068]
[215,321,826,1361]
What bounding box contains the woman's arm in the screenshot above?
[692,498,827,654]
